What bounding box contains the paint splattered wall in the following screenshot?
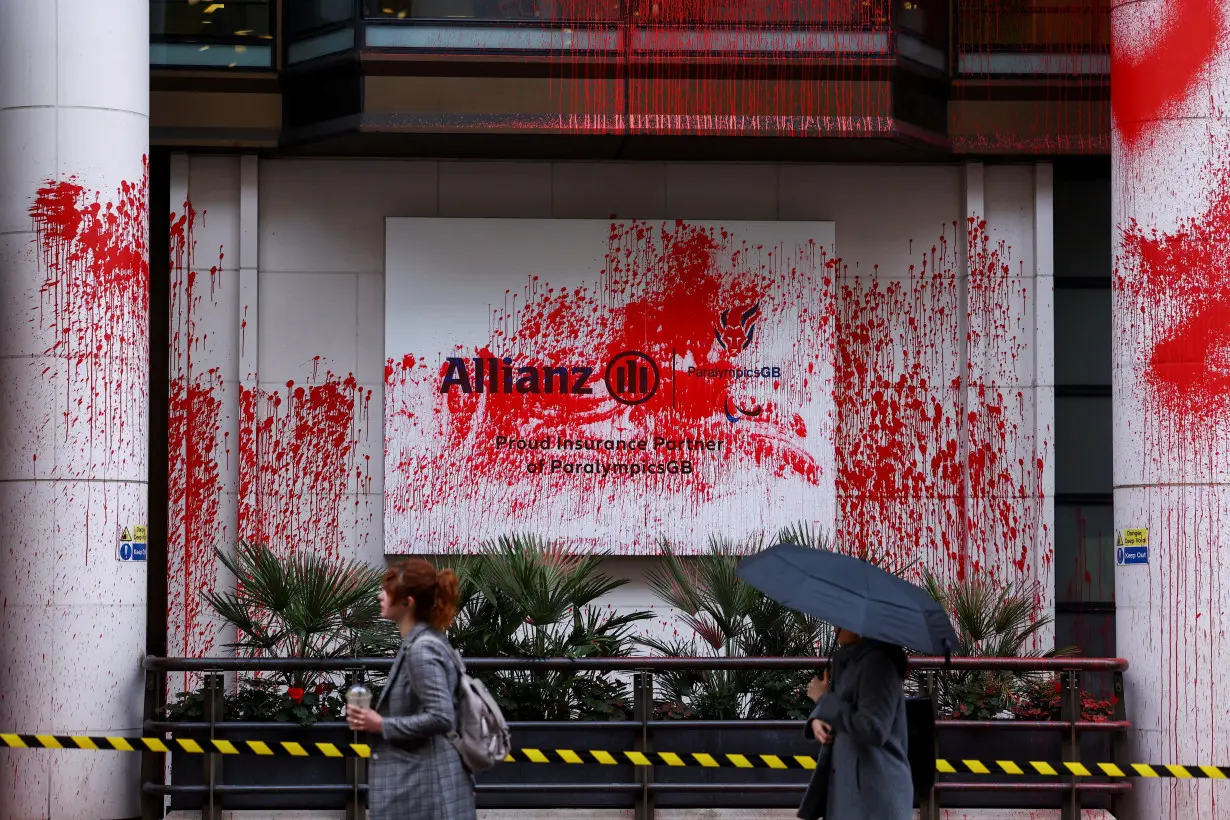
[1111,0,1230,816]
[384,218,836,554]
[167,158,1053,660]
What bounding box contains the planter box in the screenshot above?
[651,725,812,810]
[479,723,813,810]
[936,724,1116,811]
[170,726,354,811]
[477,725,641,809]
[166,719,1116,813]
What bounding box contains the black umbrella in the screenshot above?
[736,543,958,658]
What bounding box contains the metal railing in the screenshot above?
[141,654,1130,820]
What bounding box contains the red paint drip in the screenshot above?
[238,368,374,557]
[396,0,1108,152]
[167,200,226,660]
[28,160,151,484]
[481,0,897,136]
[833,217,1048,582]
[385,220,830,552]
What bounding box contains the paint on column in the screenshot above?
[28,160,150,481]
[834,216,1048,582]
[165,204,376,658]
[167,201,227,658]
[1112,2,1230,815]
[1118,163,1230,431]
[1111,0,1223,152]
[237,365,375,559]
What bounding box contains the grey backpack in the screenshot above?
[419,632,511,773]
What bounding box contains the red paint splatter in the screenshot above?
[167,200,227,660]
[832,217,1048,582]
[1118,162,1230,430]
[385,220,831,552]
[1118,158,1230,808]
[28,159,150,481]
[238,365,374,557]
[1111,0,1224,152]
[163,202,374,680]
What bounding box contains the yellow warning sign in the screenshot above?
[120,527,132,542]
[1117,528,1148,547]
[133,526,147,541]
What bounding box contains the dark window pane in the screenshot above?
[361,0,887,24]
[1054,173,1111,280]
[1055,288,1111,386]
[1055,610,1116,697]
[364,0,621,21]
[1054,503,1114,603]
[1055,396,1112,496]
[286,0,355,36]
[1056,610,1115,656]
[152,0,272,38]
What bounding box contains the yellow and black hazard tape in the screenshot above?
[1,734,371,759]
[1,734,1226,778]
[506,751,1230,778]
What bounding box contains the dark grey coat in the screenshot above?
[368,623,476,820]
[799,640,913,820]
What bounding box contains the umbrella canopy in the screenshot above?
[736,543,959,657]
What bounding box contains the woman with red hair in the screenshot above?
[346,558,476,820]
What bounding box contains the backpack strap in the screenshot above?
[411,628,465,670]
[413,628,469,676]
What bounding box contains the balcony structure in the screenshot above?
[149,0,1109,158]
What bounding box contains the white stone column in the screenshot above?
[1113,3,1230,819]
[959,161,1055,629]
[0,1,149,818]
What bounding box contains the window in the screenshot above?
[1052,161,1114,691]
[151,0,274,67]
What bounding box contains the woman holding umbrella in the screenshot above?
[798,627,912,820]
[735,543,957,820]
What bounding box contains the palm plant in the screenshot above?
[641,524,914,720]
[441,534,653,721]
[918,568,1077,718]
[204,541,400,692]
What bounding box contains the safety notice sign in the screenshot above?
[1116,528,1148,566]
[117,525,147,563]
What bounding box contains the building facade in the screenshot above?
[2,1,1209,818]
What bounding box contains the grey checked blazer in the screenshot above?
[367,623,476,820]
